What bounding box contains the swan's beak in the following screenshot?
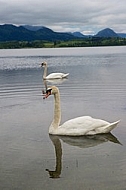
[43,92,51,99]
[42,89,51,99]
[43,93,50,99]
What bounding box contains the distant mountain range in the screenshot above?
[0,24,75,41]
[0,24,126,42]
[73,28,126,38]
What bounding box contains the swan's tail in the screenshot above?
[103,120,120,133]
[63,73,69,78]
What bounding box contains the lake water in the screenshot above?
[0,46,126,190]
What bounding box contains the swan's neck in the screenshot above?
[51,90,61,129]
[43,65,47,79]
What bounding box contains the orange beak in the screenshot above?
[43,91,51,99]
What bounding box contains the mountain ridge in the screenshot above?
[95,28,119,37]
[0,24,75,41]
[0,24,125,42]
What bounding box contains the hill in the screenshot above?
[22,25,44,31]
[72,32,87,38]
[95,28,119,38]
[0,24,126,46]
[117,33,126,38]
[0,24,76,42]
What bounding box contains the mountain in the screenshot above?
[95,28,119,38]
[0,24,126,42]
[0,24,76,42]
[117,33,126,38]
[0,24,35,41]
[22,25,44,31]
[72,32,87,38]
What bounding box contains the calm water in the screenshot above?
[0,47,126,190]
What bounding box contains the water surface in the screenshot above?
[0,47,126,190]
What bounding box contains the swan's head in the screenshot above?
[43,86,59,99]
[41,61,47,67]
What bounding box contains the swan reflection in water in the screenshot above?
[46,133,121,178]
[43,78,68,91]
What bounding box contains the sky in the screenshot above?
[0,0,126,35]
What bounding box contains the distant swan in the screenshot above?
[41,62,69,79]
[43,86,120,136]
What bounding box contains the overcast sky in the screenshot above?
[0,0,126,35]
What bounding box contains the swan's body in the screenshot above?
[41,62,69,79]
[43,86,120,136]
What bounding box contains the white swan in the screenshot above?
[43,86,120,136]
[41,62,69,79]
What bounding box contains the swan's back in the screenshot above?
[46,73,69,79]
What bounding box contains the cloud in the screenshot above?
[0,0,126,34]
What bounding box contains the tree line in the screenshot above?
[0,37,126,49]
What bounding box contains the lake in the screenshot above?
[0,46,126,190]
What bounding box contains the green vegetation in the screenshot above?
[0,37,126,49]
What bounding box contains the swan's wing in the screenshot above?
[58,116,110,136]
[46,73,69,79]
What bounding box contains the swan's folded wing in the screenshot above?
[46,73,68,79]
[59,116,110,136]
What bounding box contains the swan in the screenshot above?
[43,86,120,136]
[41,62,69,79]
